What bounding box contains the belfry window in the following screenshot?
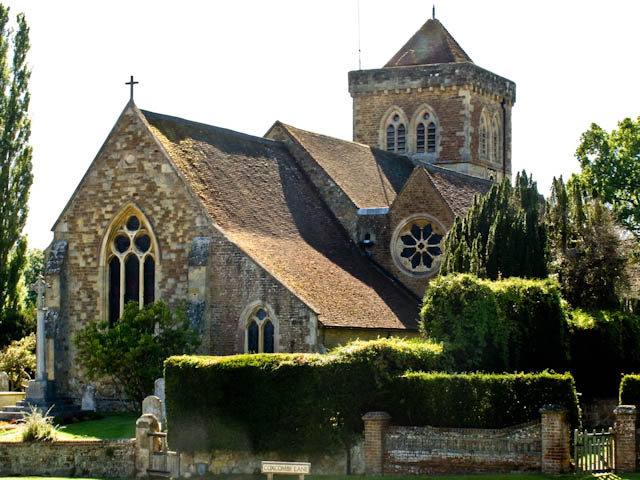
[479,114,489,159]
[415,110,438,154]
[107,213,156,325]
[491,116,502,164]
[246,307,276,353]
[385,113,406,153]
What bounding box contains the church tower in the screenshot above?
[348,17,516,182]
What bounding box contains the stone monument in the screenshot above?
[24,275,53,404]
[154,377,166,423]
[142,395,163,430]
[81,384,97,411]
[0,372,9,392]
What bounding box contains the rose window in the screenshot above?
[393,219,444,275]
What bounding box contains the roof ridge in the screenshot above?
[423,163,494,185]
[140,109,283,149]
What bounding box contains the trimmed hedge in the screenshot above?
[382,371,581,432]
[569,309,640,398]
[165,338,580,454]
[619,374,640,406]
[421,274,569,373]
[164,338,444,454]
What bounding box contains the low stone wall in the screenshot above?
[178,442,364,477]
[384,422,541,475]
[0,392,25,409]
[0,438,135,477]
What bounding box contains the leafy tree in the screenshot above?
[546,175,629,309]
[575,117,640,237]
[74,301,200,406]
[440,171,547,280]
[22,247,43,309]
[0,7,33,341]
[0,332,35,390]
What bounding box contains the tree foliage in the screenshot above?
[440,171,547,280]
[0,6,33,340]
[0,331,34,390]
[546,176,629,309]
[575,117,640,237]
[73,301,200,406]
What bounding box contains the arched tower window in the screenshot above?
[104,209,157,325]
[411,106,439,155]
[479,113,489,160]
[245,306,277,353]
[491,115,502,165]
[383,111,407,154]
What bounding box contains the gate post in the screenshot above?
[540,405,570,474]
[614,405,637,473]
[135,413,160,477]
[362,411,391,476]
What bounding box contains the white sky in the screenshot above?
[4,0,640,250]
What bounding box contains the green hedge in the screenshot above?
[164,338,444,454]
[619,375,640,406]
[165,338,580,454]
[569,309,640,398]
[382,371,581,431]
[421,274,569,373]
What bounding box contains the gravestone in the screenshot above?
[154,377,166,423]
[142,395,163,430]
[0,372,9,391]
[81,384,97,411]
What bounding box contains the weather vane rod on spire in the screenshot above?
[126,75,139,101]
[432,5,436,19]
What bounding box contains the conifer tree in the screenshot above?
[440,171,547,280]
[0,7,33,335]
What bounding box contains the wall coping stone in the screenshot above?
[539,404,567,413]
[614,405,637,415]
[362,411,391,421]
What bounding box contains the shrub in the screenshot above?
[0,333,35,390]
[382,371,581,432]
[421,274,569,373]
[569,309,640,398]
[164,338,580,454]
[20,406,59,442]
[165,338,445,454]
[620,375,640,406]
[74,301,200,406]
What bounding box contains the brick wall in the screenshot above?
[363,408,570,476]
[0,439,134,477]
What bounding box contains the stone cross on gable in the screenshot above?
[31,274,50,381]
[126,75,139,101]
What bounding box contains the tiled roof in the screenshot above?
[385,18,472,68]
[277,123,415,209]
[140,109,419,331]
[423,164,492,216]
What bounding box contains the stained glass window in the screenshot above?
[394,218,444,275]
[246,307,277,354]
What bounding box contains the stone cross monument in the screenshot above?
[25,274,52,403]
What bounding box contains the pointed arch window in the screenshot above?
[245,307,276,353]
[106,212,156,325]
[385,113,406,153]
[491,116,502,165]
[413,109,439,155]
[479,114,489,160]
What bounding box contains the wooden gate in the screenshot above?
[574,428,614,473]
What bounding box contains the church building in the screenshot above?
[43,17,515,406]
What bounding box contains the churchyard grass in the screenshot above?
[0,412,136,441]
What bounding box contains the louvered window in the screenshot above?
[427,122,436,153]
[416,123,425,153]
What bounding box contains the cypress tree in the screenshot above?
[440,171,547,280]
[0,7,33,334]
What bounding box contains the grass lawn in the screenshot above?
[0,412,137,441]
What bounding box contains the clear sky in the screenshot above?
[4,0,640,250]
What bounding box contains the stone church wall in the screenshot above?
[47,106,319,406]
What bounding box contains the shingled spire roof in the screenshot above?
[385,18,473,67]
